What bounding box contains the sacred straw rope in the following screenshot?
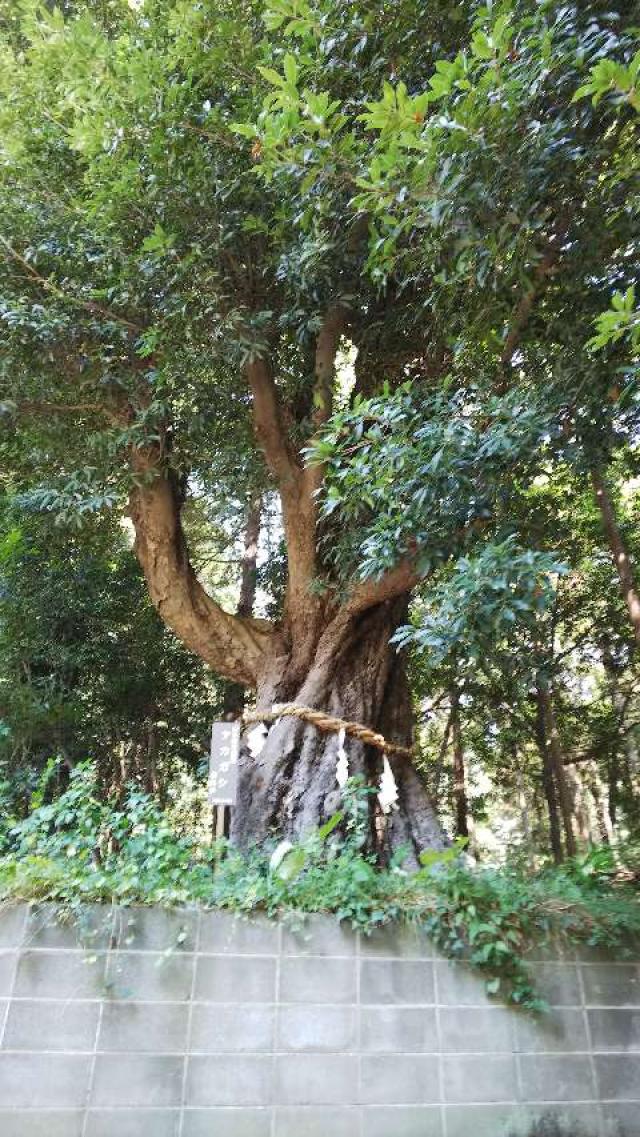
[242,704,413,759]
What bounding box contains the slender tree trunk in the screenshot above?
[223,495,262,718]
[145,721,159,796]
[592,466,640,643]
[601,638,640,830]
[624,726,639,777]
[608,748,620,826]
[590,771,614,845]
[515,763,533,866]
[450,688,469,840]
[538,679,577,857]
[535,683,563,863]
[567,766,590,845]
[231,598,447,864]
[431,707,453,801]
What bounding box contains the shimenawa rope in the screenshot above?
[241,704,413,759]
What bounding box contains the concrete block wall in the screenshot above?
[0,902,638,1136]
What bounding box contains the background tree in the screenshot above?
[0,496,218,813]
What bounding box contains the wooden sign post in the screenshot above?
[208,721,240,841]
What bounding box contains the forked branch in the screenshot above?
[345,557,423,617]
[129,446,277,687]
[500,219,570,373]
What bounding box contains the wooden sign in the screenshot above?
[208,721,240,806]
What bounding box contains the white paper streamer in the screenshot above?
[247,722,268,757]
[335,727,349,788]
[378,755,399,813]
[269,840,294,872]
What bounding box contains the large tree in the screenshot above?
[0,0,637,857]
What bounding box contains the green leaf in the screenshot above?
[275,846,307,882]
[471,31,494,60]
[283,53,299,86]
[230,122,258,138]
[318,810,344,840]
[258,66,287,89]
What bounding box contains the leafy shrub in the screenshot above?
[0,762,638,1010]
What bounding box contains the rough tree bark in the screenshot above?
[231,596,445,864]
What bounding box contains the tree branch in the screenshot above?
[0,235,143,334]
[304,304,350,499]
[10,399,127,427]
[223,493,263,716]
[246,355,322,664]
[337,512,482,622]
[500,219,570,372]
[246,356,300,491]
[345,557,423,617]
[128,446,278,687]
[236,493,262,620]
[312,304,349,431]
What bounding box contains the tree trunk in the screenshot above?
[431,707,453,801]
[591,466,640,643]
[231,599,447,865]
[601,637,640,831]
[451,688,469,840]
[589,771,614,846]
[538,680,577,858]
[535,683,564,863]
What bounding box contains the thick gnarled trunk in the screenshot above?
[231,600,447,864]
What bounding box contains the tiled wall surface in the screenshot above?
[0,903,638,1136]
